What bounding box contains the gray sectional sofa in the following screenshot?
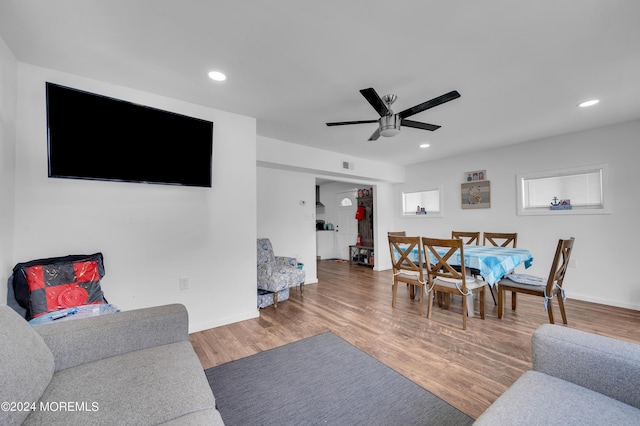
[0,303,224,425]
[475,324,640,425]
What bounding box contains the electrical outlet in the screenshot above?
[179,277,189,290]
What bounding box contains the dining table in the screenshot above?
[403,244,533,286]
[399,244,534,315]
[428,245,533,287]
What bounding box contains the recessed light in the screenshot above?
[419,143,430,148]
[208,71,227,82]
[578,99,599,108]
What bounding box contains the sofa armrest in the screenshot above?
[34,303,189,372]
[532,324,640,409]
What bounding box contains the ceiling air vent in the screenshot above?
[342,161,354,170]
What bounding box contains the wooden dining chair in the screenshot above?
[387,231,406,237]
[421,237,487,330]
[388,235,426,315]
[482,232,518,305]
[483,232,518,248]
[497,238,575,324]
[451,231,481,277]
[451,231,480,245]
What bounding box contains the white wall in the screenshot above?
[395,120,640,310]
[257,135,405,183]
[372,182,394,271]
[0,37,17,305]
[12,64,258,331]
[256,166,318,283]
[256,136,400,277]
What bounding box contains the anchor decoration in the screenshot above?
[550,197,572,210]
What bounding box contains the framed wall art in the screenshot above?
[461,180,490,209]
[464,169,486,181]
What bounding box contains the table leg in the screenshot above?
[488,284,497,305]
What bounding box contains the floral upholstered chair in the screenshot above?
[256,238,305,308]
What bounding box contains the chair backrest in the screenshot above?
[388,235,423,279]
[483,232,518,248]
[422,237,468,290]
[257,238,276,265]
[545,238,575,294]
[451,231,480,245]
[388,232,406,246]
[388,231,406,237]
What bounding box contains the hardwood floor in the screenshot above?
[190,260,640,419]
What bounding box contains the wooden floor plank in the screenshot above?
[190,260,640,419]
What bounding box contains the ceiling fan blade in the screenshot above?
[326,119,379,127]
[368,128,381,141]
[360,88,390,117]
[398,90,461,119]
[401,119,441,131]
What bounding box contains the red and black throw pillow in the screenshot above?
[12,253,106,320]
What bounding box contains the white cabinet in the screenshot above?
[316,231,335,260]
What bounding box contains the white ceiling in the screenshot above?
[1,0,639,166]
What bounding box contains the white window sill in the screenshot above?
[518,207,611,216]
[401,212,443,218]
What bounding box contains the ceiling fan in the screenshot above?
[326,88,461,141]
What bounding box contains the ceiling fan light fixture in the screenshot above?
[325,87,460,141]
[379,115,401,137]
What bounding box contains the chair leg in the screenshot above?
[419,285,424,316]
[479,287,486,319]
[547,299,555,324]
[497,285,504,318]
[391,281,398,308]
[511,291,517,311]
[300,283,304,297]
[273,292,278,308]
[461,292,467,330]
[557,293,568,324]
[426,290,434,319]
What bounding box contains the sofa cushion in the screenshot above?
[35,303,188,372]
[474,370,640,425]
[23,341,219,425]
[532,323,640,409]
[0,305,55,425]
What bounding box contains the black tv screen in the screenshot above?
[46,82,213,187]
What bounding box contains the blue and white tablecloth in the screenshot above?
[401,245,533,286]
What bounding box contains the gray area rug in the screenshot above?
[205,331,474,426]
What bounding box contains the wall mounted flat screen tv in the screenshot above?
[46,82,213,187]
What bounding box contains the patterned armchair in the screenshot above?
[257,238,305,308]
